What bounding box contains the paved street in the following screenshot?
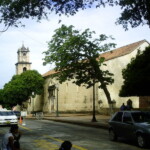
[0,119,149,150]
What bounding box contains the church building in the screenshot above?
[26,40,150,115]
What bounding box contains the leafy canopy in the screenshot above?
[119,46,150,97]
[0,70,44,107]
[0,0,149,30]
[43,24,116,104]
[116,1,150,30]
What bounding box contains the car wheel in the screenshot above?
[137,134,146,148]
[109,129,117,141]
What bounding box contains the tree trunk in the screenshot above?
[102,85,114,115]
[91,82,97,122]
[91,60,114,115]
[102,85,112,104]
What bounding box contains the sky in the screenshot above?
[0,6,150,89]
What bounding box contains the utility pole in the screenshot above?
[91,80,97,122]
[55,84,59,117]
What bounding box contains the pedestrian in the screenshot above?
[120,103,126,111]
[126,99,133,110]
[1,124,22,150]
[59,141,72,150]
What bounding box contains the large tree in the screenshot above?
[43,24,116,105]
[0,0,150,31]
[119,46,150,97]
[1,70,44,107]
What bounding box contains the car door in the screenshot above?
[122,112,135,139]
[110,112,123,137]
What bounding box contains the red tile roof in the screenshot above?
[42,69,57,78]
[43,40,149,78]
[100,39,148,61]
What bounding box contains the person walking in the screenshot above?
[1,124,22,150]
[59,141,72,150]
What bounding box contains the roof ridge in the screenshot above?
[43,40,149,77]
[100,39,148,61]
[113,39,147,52]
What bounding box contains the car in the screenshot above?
[0,110,18,125]
[108,110,150,148]
[13,111,21,120]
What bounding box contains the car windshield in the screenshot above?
[13,111,20,116]
[0,111,15,116]
[132,112,150,123]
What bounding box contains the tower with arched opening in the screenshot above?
[15,44,32,75]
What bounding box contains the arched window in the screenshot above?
[23,67,27,72]
[23,52,26,56]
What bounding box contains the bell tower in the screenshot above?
[15,44,32,75]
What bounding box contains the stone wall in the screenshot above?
[27,41,150,114]
[97,42,149,109]
[41,78,94,113]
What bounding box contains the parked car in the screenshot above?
[13,111,21,120]
[108,111,150,148]
[0,110,18,125]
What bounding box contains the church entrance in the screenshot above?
[48,85,56,113]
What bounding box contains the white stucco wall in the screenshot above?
[28,41,150,114]
[98,42,149,109]
[41,77,94,113]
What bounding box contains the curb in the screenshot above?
[26,117,109,130]
[43,118,109,130]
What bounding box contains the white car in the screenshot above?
[0,111,18,125]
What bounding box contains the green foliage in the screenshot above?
[0,70,44,107]
[119,46,150,97]
[0,0,149,30]
[116,1,150,30]
[0,89,5,105]
[0,0,108,28]
[43,24,116,104]
[19,70,44,95]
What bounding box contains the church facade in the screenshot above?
[26,40,150,114]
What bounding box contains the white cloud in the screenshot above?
[0,6,150,88]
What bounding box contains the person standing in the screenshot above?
[1,124,22,150]
[126,99,133,110]
[120,103,126,111]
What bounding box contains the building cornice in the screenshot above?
[15,62,32,65]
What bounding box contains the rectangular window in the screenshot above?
[113,112,123,122]
[123,112,132,123]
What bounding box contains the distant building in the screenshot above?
[15,44,32,111]
[15,44,32,75]
[27,40,150,114]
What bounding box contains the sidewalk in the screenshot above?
[27,113,111,129]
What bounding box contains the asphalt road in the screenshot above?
[0,119,149,150]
